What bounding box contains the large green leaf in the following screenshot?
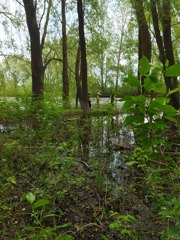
[139,56,150,76]
[165,64,180,77]
[126,75,140,87]
[144,77,154,91]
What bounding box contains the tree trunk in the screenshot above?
[77,0,89,117]
[150,0,172,92]
[132,0,151,94]
[162,0,179,109]
[62,0,69,102]
[115,33,124,91]
[75,45,82,108]
[100,54,104,93]
[23,0,44,101]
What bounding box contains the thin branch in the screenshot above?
[41,0,52,51]
[0,52,30,64]
[15,0,24,7]
[0,11,14,22]
[43,56,75,75]
[44,57,63,71]
[39,0,46,30]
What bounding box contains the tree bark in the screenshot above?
[62,0,69,102]
[75,45,82,108]
[162,0,179,109]
[23,0,44,101]
[77,0,89,117]
[132,0,151,94]
[100,54,104,93]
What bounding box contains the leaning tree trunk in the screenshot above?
[62,0,69,102]
[23,0,44,101]
[77,0,89,117]
[132,0,151,94]
[162,0,180,109]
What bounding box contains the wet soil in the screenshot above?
[0,115,171,239]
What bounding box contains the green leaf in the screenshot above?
[126,75,140,87]
[165,59,169,68]
[161,105,176,116]
[26,192,36,204]
[56,235,74,240]
[126,161,138,166]
[56,222,72,229]
[168,87,180,95]
[168,224,180,237]
[139,56,150,76]
[23,226,37,232]
[123,97,135,109]
[124,116,136,126]
[33,199,49,209]
[164,115,177,123]
[144,77,154,91]
[150,66,161,78]
[131,95,146,102]
[109,222,120,230]
[7,177,16,185]
[165,64,180,77]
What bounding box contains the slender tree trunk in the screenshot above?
[23,0,44,101]
[62,0,69,102]
[77,0,89,117]
[75,45,82,108]
[115,33,124,91]
[162,0,180,109]
[100,55,104,93]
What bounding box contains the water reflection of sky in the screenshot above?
[83,115,134,185]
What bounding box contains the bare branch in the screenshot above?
[0,52,30,64]
[0,11,14,22]
[44,57,63,71]
[41,0,52,51]
[15,0,24,7]
[39,0,46,30]
[44,56,75,75]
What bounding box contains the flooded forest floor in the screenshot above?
[0,111,179,240]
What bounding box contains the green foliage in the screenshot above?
[160,198,180,239]
[139,56,150,76]
[108,211,137,239]
[165,64,180,77]
[123,59,178,149]
[123,58,180,238]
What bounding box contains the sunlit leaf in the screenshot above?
[168,87,180,95]
[26,192,35,204]
[126,161,138,166]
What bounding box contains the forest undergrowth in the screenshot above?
[0,91,179,240]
